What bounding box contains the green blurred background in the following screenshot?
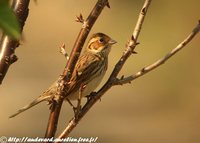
[1,0,200,143]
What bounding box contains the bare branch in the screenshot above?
[108,0,151,79]
[57,0,152,139]
[133,0,151,41]
[115,22,200,85]
[0,0,30,85]
[44,0,109,138]
[106,1,111,8]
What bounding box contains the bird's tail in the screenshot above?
[9,95,51,118]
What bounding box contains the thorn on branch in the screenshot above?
[141,7,146,15]
[131,35,136,42]
[127,39,139,54]
[106,1,111,8]
[130,35,139,47]
[131,36,139,45]
[141,67,145,73]
[136,42,140,45]
[131,42,139,54]
[10,54,18,64]
[132,51,137,54]
[59,43,69,60]
[75,13,84,23]
[4,54,18,65]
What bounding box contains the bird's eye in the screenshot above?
[99,38,104,43]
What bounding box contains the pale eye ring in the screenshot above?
[99,38,104,43]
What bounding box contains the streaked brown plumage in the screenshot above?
[9,33,116,118]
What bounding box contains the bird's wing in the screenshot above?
[67,53,102,94]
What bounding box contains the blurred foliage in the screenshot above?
[0,0,20,39]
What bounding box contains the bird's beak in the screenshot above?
[108,39,117,45]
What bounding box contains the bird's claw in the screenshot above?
[86,92,97,102]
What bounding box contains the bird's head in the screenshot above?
[85,33,117,55]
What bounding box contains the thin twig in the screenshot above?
[57,0,152,139]
[44,0,109,139]
[114,21,200,85]
[0,0,30,85]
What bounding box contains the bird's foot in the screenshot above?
[86,92,97,102]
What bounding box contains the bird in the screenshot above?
[9,33,117,118]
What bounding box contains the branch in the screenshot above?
[57,0,152,139]
[114,21,200,85]
[0,0,30,85]
[44,0,109,139]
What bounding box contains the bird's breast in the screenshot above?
[66,67,106,100]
